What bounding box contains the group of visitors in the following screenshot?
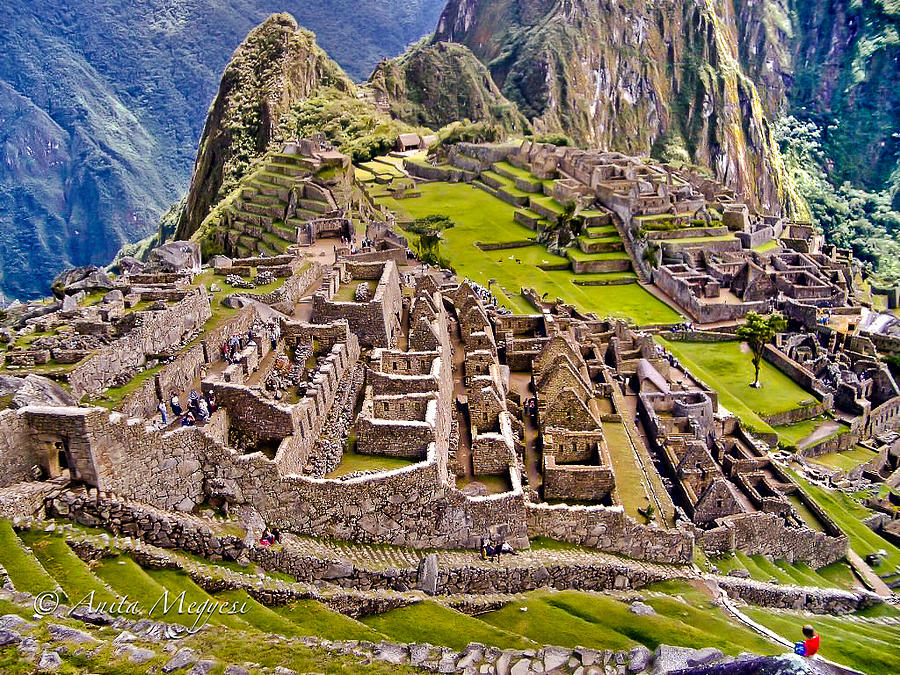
[259,527,281,547]
[479,538,515,562]
[221,319,281,364]
[158,389,217,428]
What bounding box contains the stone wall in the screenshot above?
[697,511,846,568]
[525,503,694,564]
[68,289,212,396]
[542,455,615,502]
[716,577,881,614]
[312,261,402,347]
[0,409,41,487]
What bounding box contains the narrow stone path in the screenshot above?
[847,549,893,597]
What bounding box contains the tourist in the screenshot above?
[794,625,820,658]
[180,412,196,427]
[157,401,167,426]
[197,397,209,423]
[205,390,217,414]
[170,394,182,417]
[188,390,200,415]
[259,528,275,546]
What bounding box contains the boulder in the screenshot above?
[65,270,115,295]
[149,241,202,272]
[629,601,656,616]
[38,650,63,671]
[652,645,724,674]
[417,553,440,595]
[211,255,233,270]
[51,266,99,298]
[11,375,78,409]
[629,645,652,673]
[103,289,125,304]
[116,256,147,275]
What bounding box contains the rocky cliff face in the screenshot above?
[434,0,807,216]
[175,14,354,241]
[368,41,529,133]
[734,0,900,194]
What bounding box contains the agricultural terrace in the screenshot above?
[658,338,818,439]
[373,181,682,325]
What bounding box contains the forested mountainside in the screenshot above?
[368,40,529,133]
[432,0,900,279]
[0,0,444,300]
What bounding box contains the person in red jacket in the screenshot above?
[794,624,820,657]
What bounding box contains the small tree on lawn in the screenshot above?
[736,311,787,388]
[408,214,454,266]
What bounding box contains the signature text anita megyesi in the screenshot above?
[34,589,249,632]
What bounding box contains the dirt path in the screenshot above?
[798,419,844,450]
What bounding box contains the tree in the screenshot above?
[408,214,454,266]
[736,312,787,388]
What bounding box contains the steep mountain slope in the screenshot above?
[175,14,355,241]
[433,0,804,216]
[369,40,529,133]
[0,0,445,299]
[734,0,900,194]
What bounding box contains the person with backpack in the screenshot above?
[794,624,820,658]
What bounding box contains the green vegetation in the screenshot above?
[711,551,855,589]
[603,421,653,520]
[773,416,850,450]
[327,448,417,477]
[271,600,384,641]
[377,181,681,324]
[17,530,117,605]
[430,120,505,150]
[776,116,900,283]
[369,40,527,133]
[480,586,780,655]
[658,339,815,436]
[744,608,900,675]
[736,312,788,389]
[361,601,532,650]
[0,522,58,595]
[787,469,900,574]
[812,445,879,472]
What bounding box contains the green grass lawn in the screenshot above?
[143,568,250,629]
[658,339,816,436]
[812,445,879,472]
[480,586,780,656]
[361,601,532,650]
[744,608,900,675]
[326,448,417,478]
[603,421,652,520]
[376,181,681,325]
[0,522,58,595]
[271,600,385,641]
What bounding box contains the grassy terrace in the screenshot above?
[658,339,816,437]
[479,584,780,656]
[786,468,900,575]
[326,448,416,478]
[376,181,681,324]
[744,607,900,674]
[772,415,850,450]
[710,550,855,589]
[332,279,376,303]
[812,445,879,472]
[602,421,654,521]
